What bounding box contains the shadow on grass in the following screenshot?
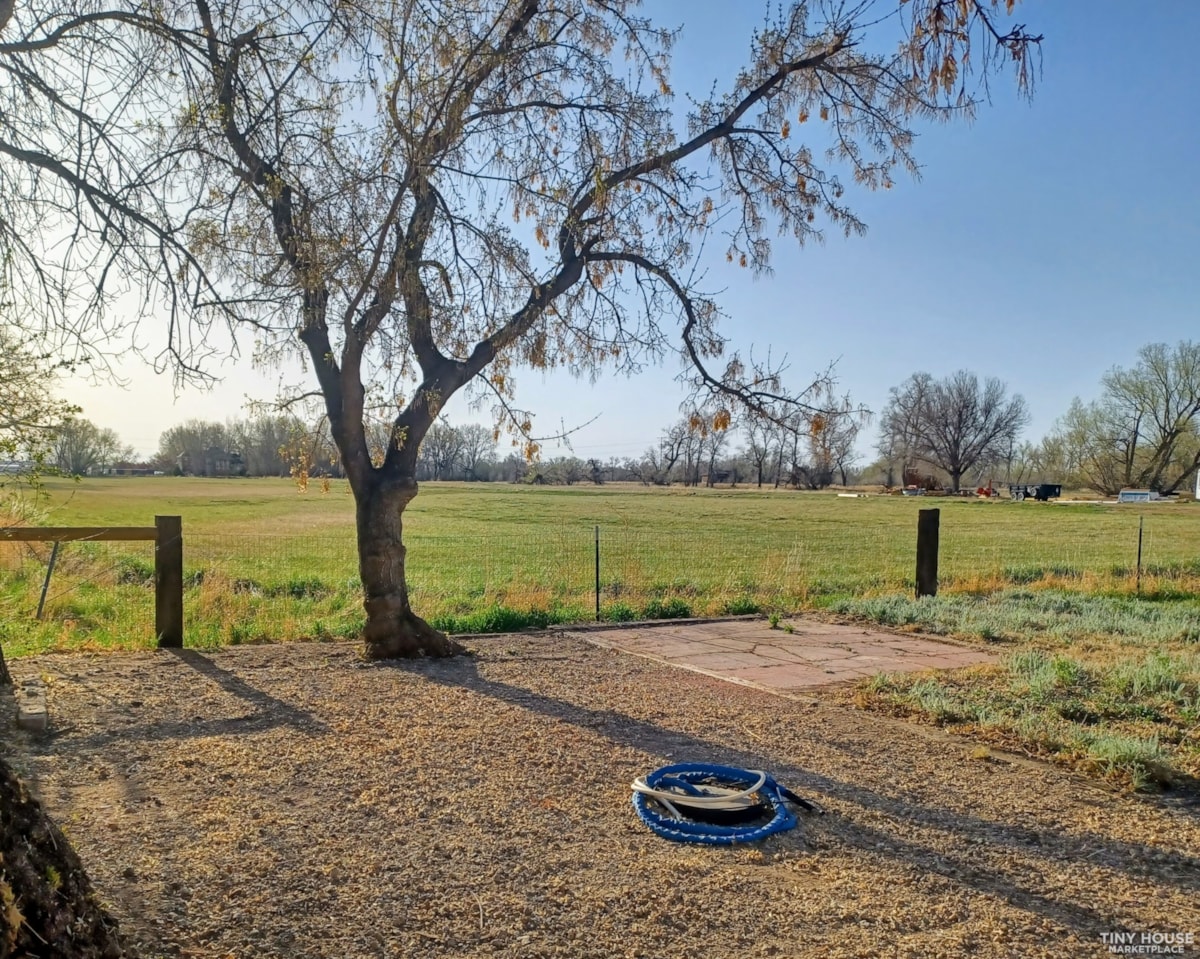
[376,650,1200,942]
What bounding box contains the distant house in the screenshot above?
[102,462,156,477]
[178,448,247,477]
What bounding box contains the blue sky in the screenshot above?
[62,1,1200,461]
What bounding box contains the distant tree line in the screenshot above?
[1038,342,1200,495]
[40,413,515,482]
[866,341,1200,495]
[51,418,136,476]
[615,395,865,490]
[152,416,515,482]
[38,340,1200,495]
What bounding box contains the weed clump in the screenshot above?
[722,596,761,616]
[642,597,691,620]
[603,602,637,623]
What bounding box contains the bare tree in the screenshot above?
[1004,438,1056,486]
[418,419,465,481]
[1048,342,1200,494]
[658,423,691,485]
[803,384,865,486]
[623,454,651,486]
[873,432,903,488]
[774,421,791,489]
[458,424,497,480]
[879,370,1029,492]
[51,418,132,475]
[875,371,932,484]
[779,410,809,488]
[1,320,77,517]
[681,426,705,487]
[1,327,74,465]
[2,0,1042,657]
[705,428,730,487]
[743,416,778,488]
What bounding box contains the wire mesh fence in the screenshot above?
[0,537,157,644]
[173,521,923,643]
[936,508,1200,589]
[2,502,1198,653]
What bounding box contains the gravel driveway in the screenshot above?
[4,634,1198,958]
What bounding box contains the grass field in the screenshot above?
[4,478,1200,650]
[3,477,1199,790]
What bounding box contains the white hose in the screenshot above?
[630,769,767,821]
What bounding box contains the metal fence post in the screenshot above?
[1136,514,1144,594]
[594,525,601,622]
[916,508,940,599]
[155,515,183,647]
[36,541,61,620]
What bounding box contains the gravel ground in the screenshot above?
[4,633,1199,959]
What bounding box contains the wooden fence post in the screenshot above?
[155,515,183,648]
[915,508,940,599]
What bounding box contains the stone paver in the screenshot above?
[16,679,48,732]
[673,651,768,670]
[579,617,994,696]
[722,664,840,688]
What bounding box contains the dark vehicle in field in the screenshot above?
[1008,483,1062,502]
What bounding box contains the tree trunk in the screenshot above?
[0,755,131,958]
[354,476,464,660]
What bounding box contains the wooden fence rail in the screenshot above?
[0,527,158,542]
[0,515,183,647]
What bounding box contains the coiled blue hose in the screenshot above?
[631,762,819,845]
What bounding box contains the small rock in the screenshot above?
[16,682,48,732]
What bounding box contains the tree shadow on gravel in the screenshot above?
[38,649,330,751]
[166,649,330,734]
[379,651,1200,942]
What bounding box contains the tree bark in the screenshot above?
[0,755,131,958]
[354,476,464,660]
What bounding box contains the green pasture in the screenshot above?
[3,478,1199,658]
[3,477,1199,790]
